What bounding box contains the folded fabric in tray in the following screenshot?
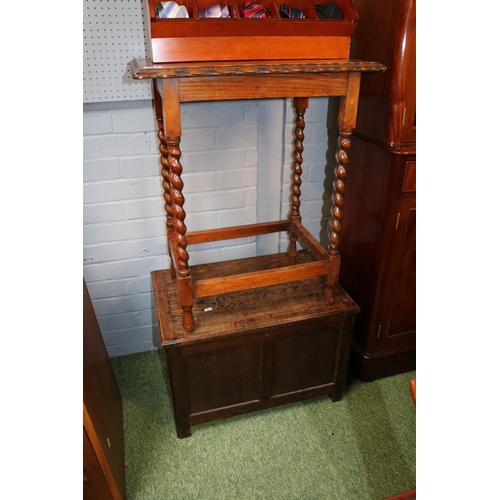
[279,4,306,18]
[155,1,189,18]
[199,4,231,17]
[240,1,271,18]
[315,2,343,19]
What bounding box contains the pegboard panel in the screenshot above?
[83,0,152,102]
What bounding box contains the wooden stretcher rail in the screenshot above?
[176,219,330,299]
[291,221,329,262]
[194,260,328,297]
[186,220,290,245]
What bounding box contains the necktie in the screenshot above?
[199,4,231,18]
[315,2,343,19]
[241,1,271,18]
[155,1,189,18]
[278,4,306,18]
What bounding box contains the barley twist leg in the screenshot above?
[288,98,308,257]
[324,131,351,305]
[167,137,194,332]
[158,123,176,276]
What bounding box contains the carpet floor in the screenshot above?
[111,350,416,500]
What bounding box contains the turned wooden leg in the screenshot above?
[324,130,350,304]
[288,97,308,257]
[324,72,360,305]
[167,137,195,332]
[154,81,176,276]
[158,126,176,277]
[161,78,195,332]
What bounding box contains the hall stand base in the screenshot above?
[152,252,360,439]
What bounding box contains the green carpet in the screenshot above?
[111,350,415,500]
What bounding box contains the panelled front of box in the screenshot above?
[176,314,352,420]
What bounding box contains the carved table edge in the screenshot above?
[129,58,386,80]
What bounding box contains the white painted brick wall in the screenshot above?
[83,97,338,357]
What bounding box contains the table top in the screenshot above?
[130,58,386,80]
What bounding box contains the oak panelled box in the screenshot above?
[146,0,359,63]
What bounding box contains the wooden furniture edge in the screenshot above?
[384,488,416,500]
[83,403,123,500]
[349,339,416,382]
[352,131,416,155]
[129,58,386,80]
[152,269,177,343]
[410,377,416,405]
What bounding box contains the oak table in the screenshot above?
[130,58,385,438]
[130,58,385,333]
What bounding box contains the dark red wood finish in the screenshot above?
[83,280,126,500]
[340,141,416,380]
[339,0,416,381]
[349,0,416,149]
